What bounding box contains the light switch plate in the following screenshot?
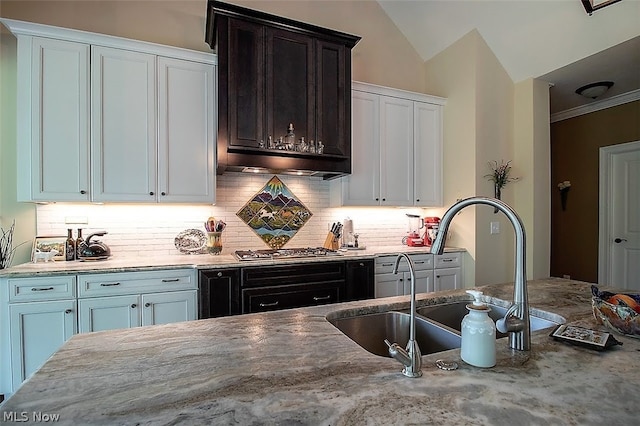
[490,221,500,234]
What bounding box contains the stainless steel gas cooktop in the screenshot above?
[234,247,343,261]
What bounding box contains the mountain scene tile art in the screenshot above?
[237,176,313,249]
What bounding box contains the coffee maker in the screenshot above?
[405,214,425,247]
[424,217,441,246]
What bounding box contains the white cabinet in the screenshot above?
[77,269,197,333]
[331,82,445,207]
[1,275,77,392]
[434,252,462,292]
[92,49,216,203]
[157,57,216,203]
[0,268,196,396]
[4,18,216,204]
[91,46,157,202]
[374,251,463,297]
[375,254,434,297]
[16,37,90,202]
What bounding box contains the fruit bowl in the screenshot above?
[591,285,640,338]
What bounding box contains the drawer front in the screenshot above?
[435,252,461,269]
[243,282,341,314]
[242,261,344,288]
[78,269,196,298]
[375,253,433,274]
[8,276,76,302]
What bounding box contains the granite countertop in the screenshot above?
[1,278,638,425]
[0,245,464,277]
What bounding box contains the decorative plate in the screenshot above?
[175,229,207,254]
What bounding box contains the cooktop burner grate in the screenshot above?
[234,247,342,261]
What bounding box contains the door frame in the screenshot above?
[598,139,640,285]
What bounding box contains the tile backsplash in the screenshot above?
[36,173,438,257]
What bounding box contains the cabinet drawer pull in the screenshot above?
[259,301,279,307]
[31,287,54,292]
[381,263,394,267]
[100,282,121,287]
[313,295,331,301]
[442,259,453,262]
[161,278,180,283]
[65,309,73,314]
[414,261,425,264]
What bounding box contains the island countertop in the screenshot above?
[1,278,638,425]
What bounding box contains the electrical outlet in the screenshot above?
[490,221,500,234]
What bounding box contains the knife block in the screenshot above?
[323,232,339,250]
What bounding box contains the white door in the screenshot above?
[78,295,141,333]
[404,270,433,295]
[379,95,413,206]
[91,46,157,202]
[601,141,640,290]
[375,273,404,298]
[413,101,443,207]
[434,268,462,292]
[141,290,197,326]
[341,90,380,205]
[29,37,90,201]
[157,57,216,203]
[9,300,76,386]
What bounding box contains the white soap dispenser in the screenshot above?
[461,290,496,368]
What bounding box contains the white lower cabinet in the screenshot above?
[78,290,197,333]
[374,252,463,297]
[1,269,197,396]
[8,300,76,389]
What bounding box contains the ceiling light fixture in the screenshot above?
[575,81,614,99]
[581,0,622,15]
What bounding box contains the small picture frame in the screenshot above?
[32,236,66,262]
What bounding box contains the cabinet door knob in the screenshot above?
[161,192,166,196]
[416,199,420,202]
[80,190,87,194]
[382,198,386,201]
[375,197,379,201]
[131,304,137,309]
[144,302,151,308]
[149,192,154,196]
[217,272,223,277]
[65,309,73,314]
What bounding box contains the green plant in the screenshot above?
[484,160,518,190]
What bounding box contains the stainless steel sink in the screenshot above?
[416,301,561,339]
[328,311,461,357]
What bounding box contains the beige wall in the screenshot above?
[0,25,35,266]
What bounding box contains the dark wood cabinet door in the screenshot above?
[345,259,375,301]
[198,268,241,318]
[265,28,315,145]
[316,39,349,158]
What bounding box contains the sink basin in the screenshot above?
[328,311,461,357]
[416,301,561,339]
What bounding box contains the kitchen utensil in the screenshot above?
[77,231,111,260]
[405,214,424,247]
[424,216,441,246]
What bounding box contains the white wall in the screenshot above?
[35,173,434,258]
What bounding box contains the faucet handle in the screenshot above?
[384,339,411,367]
[496,304,525,333]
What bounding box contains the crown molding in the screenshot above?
[551,89,640,123]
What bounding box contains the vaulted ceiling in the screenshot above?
[378,0,640,114]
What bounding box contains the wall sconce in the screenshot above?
[581,0,622,15]
[575,81,614,99]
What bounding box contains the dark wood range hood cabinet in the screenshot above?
[205,1,361,179]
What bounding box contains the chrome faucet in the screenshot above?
[384,253,422,377]
[430,196,531,351]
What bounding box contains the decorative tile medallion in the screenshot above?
[237,176,313,249]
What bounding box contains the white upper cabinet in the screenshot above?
[91,46,157,202]
[4,18,217,204]
[18,37,90,202]
[331,82,445,207]
[157,57,216,203]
